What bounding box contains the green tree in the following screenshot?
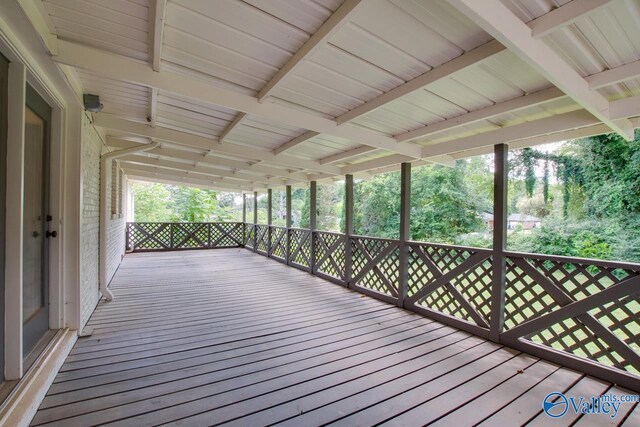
[132,182,173,222]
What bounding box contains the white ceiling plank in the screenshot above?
[257,0,366,102]
[149,87,158,127]
[273,131,319,155]
[122,163,269,189]
[447,0,634,141]
[586,59,640,89]
[318,145,378,165]
[609,95,640,123]
[421,110,599,157]
[53,40,423,157]
[123,168,261,192]
[397,87,565,142]
[119,154,286,186]
[342,109,609,174]
[342,154,414,175]
[94,113,342,174]
[335,40,505,125]
[148,0,166,72]
[529,0,613,38]
[107,137,317,183]
[218,112,247,144]
[450,123,617,159]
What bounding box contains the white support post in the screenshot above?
[5,62,26,380]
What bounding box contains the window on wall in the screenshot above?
[110,160,119,216]
[118,168,124,217]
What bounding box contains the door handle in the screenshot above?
[46,230,57,238]
[32,231,40,238]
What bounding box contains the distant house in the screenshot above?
[508,213,541,230]
[481,213,541,230]
[481,212,495,231]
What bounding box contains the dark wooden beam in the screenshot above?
[398,162,411,308]
[345,174,354,285]
[310,181,317,273]
[490,143,508,342]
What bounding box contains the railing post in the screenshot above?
[309,180,317,274]
[267,188,272,256]
[398,162,411,308]
[344,174,354,286]
[242,193,247,247]
[253,191,258,252]
[169,223,174,249]
[490,143,508,343]
[285,185,292,264]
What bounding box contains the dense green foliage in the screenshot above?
[133,183,243,222]
[132,130,640,262]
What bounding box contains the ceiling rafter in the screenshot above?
[53,40,424,158]
[528,0,613,38]
[257,0,366,102]
[119,155,290,187]
[336,40,506,125]
[94,113,341,175]
[122,163,269,189]
[397,87,565,143]
[107,137,325,183]
[586,59,640,89]
[218,112,247,144]
[318,146,378,165]
[447,0,634,141]
[273,131,320,155]
[123,167,261,192]
[147,0,166,128]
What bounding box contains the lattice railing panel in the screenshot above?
[504,254,640,374]
[406,243,492,328]
[351,237,399,297]
[127,222,171,250]
[210,222,243,247]
[289,229,311,268]
[255,225,268,254]
[270,227,287,260]
[244,225,255,250]
[127,222,243,251]
[172,223,208,248]
[314,231,346,281]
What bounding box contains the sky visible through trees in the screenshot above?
[132,131,640,263]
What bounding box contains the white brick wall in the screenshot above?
[79,114,126,329]
[79,115,101,328]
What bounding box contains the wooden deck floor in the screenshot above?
[32,249,639,426]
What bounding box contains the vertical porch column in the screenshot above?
[242,193,247,247]
[253,191,258,252]
[490,143,508,342]
[344,174,354,286]
[285,185,292,264]
[398,162,411,308]
[309,180,317,273]
[267,188,272,256]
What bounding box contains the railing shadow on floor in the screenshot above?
[125,221,640,391]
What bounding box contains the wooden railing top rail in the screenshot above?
[505,250,640,271]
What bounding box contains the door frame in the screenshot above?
[0,46,66,382]
[22,83,52,356]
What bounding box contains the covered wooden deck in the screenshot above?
[33,249,638,426]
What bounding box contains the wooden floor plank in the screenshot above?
[30,249,621,427]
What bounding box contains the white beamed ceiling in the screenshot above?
[34,0,640,191]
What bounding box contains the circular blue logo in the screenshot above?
[543,392,569,418]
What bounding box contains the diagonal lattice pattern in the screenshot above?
[289,229,311,268]
[210,222,243,247]
[407,243,492,327]
[505,255,640,374]
[255,225,268,254]
[314,231,345,281]
[270,227,287,260]
[351,237,399,297]
[128,222,171,250]
[172,223,208,248]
